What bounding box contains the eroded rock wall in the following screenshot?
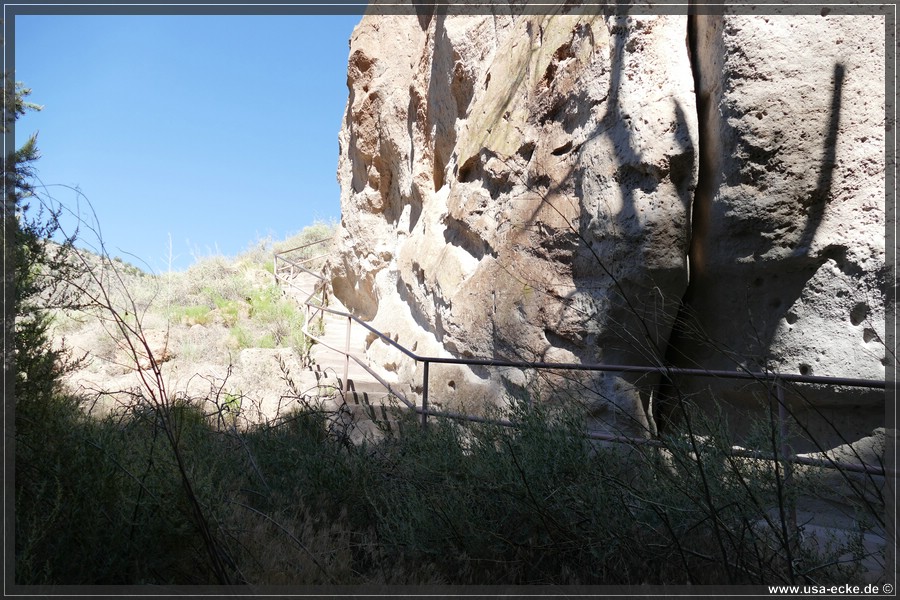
[666,14,887,450]
[331,8,698,435]
[330,7,887,445]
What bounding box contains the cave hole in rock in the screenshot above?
[551,140,574,156]
[433,149,445,190]
[365,332,378,349]
[849,301,869,326]
[412,262,426,285]
[457,154,480,183]
[517,141,536,162]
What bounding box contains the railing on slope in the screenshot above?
[274,238,416,410]
[274,239,893,479]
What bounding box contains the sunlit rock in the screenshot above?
[331,9,698,435]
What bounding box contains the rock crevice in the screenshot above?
[665,14,886,449]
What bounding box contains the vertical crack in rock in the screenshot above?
[659,13,886,449]
[684,12,707,287]
[656,12,711,433]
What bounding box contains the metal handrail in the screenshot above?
[323,305,888,388]
[303,326,416,410]
[274,239,893,478]
[274,255,327,282]
[274,244,417,409]
[275,237,335,257]
[276,251,887,388]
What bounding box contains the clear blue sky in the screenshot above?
[15,13,361,271]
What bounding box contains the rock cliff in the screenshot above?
[329,7,887,446]
[667,13,887,450]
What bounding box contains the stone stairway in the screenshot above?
[277,268,408,443]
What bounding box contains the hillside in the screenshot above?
[47,222,335,425]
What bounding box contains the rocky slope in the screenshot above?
[329,7,887,446]
[51,231,335,426]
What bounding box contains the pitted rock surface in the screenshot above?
[329,10,886,445]
[665,14,886,449]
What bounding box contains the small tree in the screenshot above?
[3,79,82,407]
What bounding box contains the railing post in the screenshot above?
[303,304,312,335]
[421,361,430,428]
[776,378,797,537]
[343,315,352,394]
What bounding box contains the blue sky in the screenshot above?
[14,13,361,271]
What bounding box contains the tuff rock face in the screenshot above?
[329,8,887,445]
[666,14,887,450]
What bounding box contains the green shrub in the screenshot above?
[273,221,336,259]
[229,324,253,349]
[15,384,880,586]
[16,394,208,583]
[169,304,212,326]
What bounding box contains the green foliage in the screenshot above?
[8,82,91,576]
[229,323,253,349]
[13,384,880,585]
[272,221,336,258]
[199,283,306,350]
[211,293,242,326]
[247,285,306,348]
[112,255,145,276]
[169,304,213,326]
[5,81,81,406]
[224,390,242,413]
[15,394,245,584]
[166,267,306,350]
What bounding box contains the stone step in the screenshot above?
[277,268,413,440]
[308,365,389,392]
[277,362,397,406]
[318,400,412,445]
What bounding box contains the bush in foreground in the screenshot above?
[15,390,882,586]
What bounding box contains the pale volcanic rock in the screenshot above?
[330,9,886,447]
[331,10,699,434]
[666,14,887,450]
